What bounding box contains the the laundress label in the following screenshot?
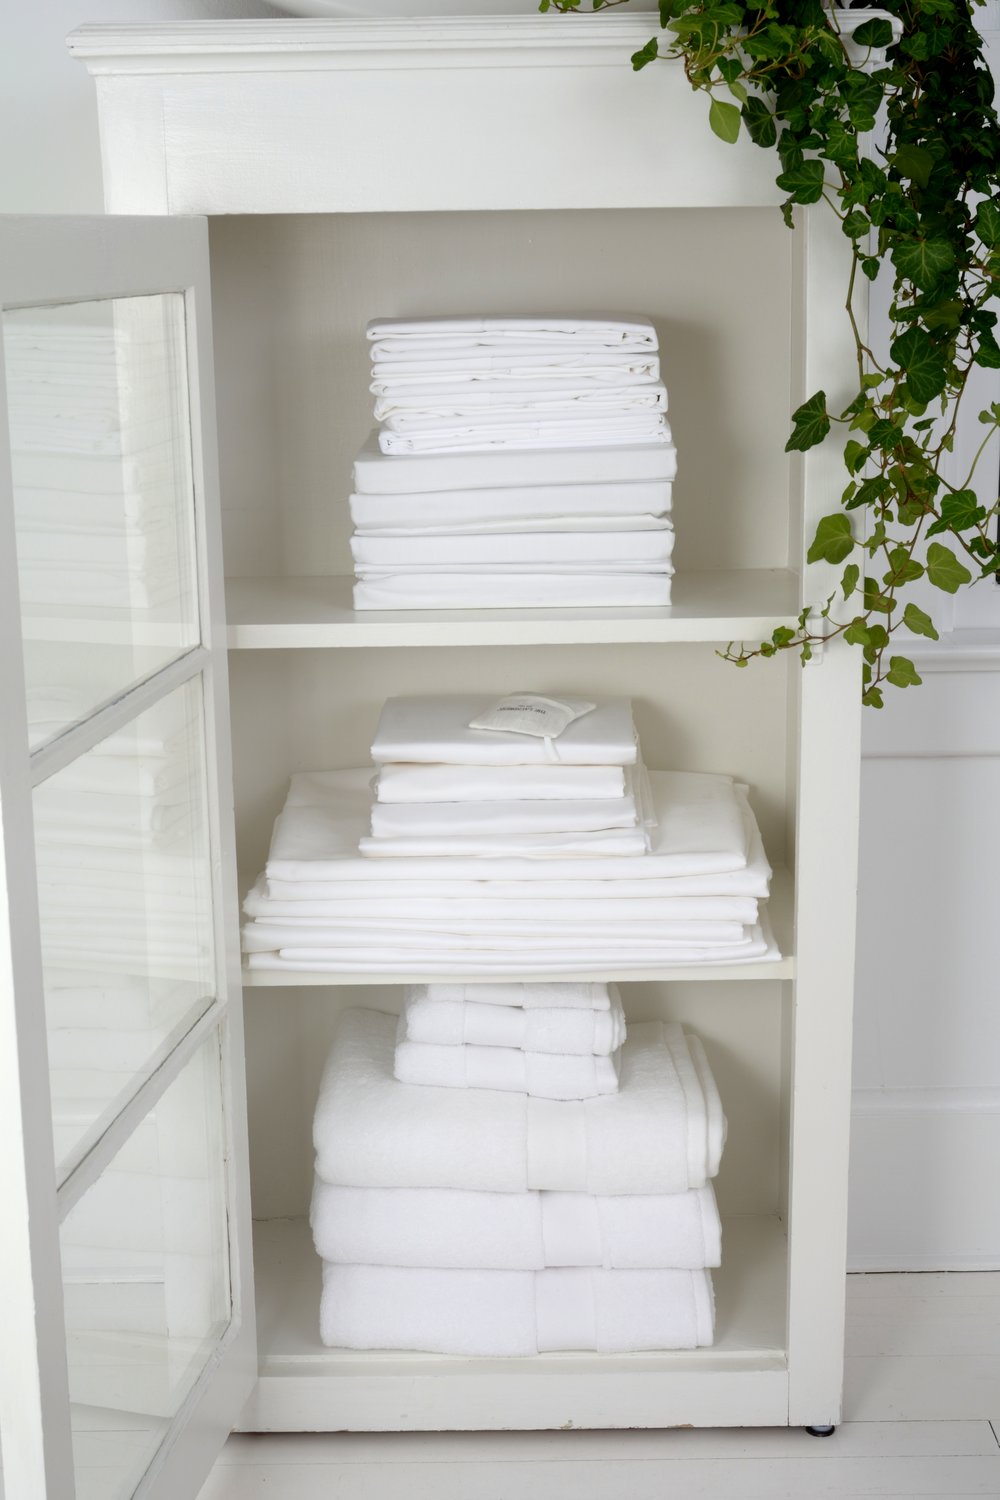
[468,695,597,740]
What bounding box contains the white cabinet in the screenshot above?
[1,17,864,1495]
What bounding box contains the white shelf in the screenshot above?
[225,571,800,650]
[240,1213,789,1432]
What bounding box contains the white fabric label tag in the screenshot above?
[468,695,597,740]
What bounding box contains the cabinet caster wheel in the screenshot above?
[805,1424,836,1437]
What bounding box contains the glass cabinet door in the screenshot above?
[0,217,255,1500]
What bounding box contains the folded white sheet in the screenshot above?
[394,1032,622,1101]
[353,574,674,609]
[368,774,641,839]
[310,1180,721,1270]
[350,480,672,535]
[313,1008,724,1194]
[353,431,678,493]
[242,919,748,952]
[375,762,626,803]
[400,984,626,1054]
[372,696,637,768]
[366,315,658,351]
[378,414,671,455]
[374,383,669,426]
[351,529,675,568]
[357,827,650,860]
[370,352,661,392]
[320,1262,714,1354]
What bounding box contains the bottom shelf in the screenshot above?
[241,1214,790,1432]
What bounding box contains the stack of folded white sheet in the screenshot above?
[241,694,779,974]
[351,315,678,610]
[310,1003,724,1354]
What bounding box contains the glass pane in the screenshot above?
[60,1035,231,1500]
[33,679,216,1180]
[2,295,200,749]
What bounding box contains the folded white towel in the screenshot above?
[373,383,669,427]
[366,314,658,351]
[374,762,626,803]
[352,431,678,494]
[320,1262,714,1354]
[400,984,626,1054]
[350,480,671,535]
[378,414,671,455]
[353,574,673,610]
[351,528,675,568]
[394,1026,622,1101]
[425,982,614,1010]
[313,1009,725,1194]
[372,696,637,768]
[310,1179,721,1270]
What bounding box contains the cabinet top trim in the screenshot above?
[67,16,685,72]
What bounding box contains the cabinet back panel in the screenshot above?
[209,210,794,578]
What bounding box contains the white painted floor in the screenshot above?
[198,1271,1000,1499]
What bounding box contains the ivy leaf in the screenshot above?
[708,96,742,144]
[902,602,939,640]
[842,561,860,599]
[844,616,871,645]
[775,158,826,203]
[806,513,854,565]
[882,547,924,587]
[975,199,1000,250]
[842,210,870,240]
[631,37,660,69]
[925,542,973,593]
[893,237,956,291]
[886,655,923,688]
[850,16,894,48]
[786,390,830,452]
[862,686,885,708]
[925,489,988,537]
[741,97,776,148]
[974,329,1000,370]
[890,143,933,189]
[889,326,948,403]
[863,576,895,612]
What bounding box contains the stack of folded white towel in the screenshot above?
[241,694,779,974]
[310,1000,724,1354]
[350,315,677,610]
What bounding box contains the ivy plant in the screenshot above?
[540,0,1000,704]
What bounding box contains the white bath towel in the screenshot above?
[312,1009,725,1194]
[371,696,636,768]
[400,983,626,1054]
[352,431,678,494]
[374,762,626,802]
[350,481,671,535]
[353,574,673,610]
[366,314,658,351]
[373,383,668,427]
[378,414,671,455]
[394,1035,621,1100]
[320,1262,714,1354]
[310,1180,721,1270]
[351,528,675,568]
[424,982,614,1010]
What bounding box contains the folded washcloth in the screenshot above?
[394,1025,622,1100]
[320,1262,714,1354]
[351,528,675,568]
[400,983,626,1054]
[374,762,626,802]
[310,1179,721,1270]
[353,574,674,610]
[372,695,637,768]
[313,1008,725,1194]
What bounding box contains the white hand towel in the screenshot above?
[400,983,626,1054]
[319,1263,714,1354]
[352,431,678,494]
[353,574,673,609]
[393,1028,622,1100]
[366,314,658,350]
[351,528,675,568]
[312,1009,725,1194]
[350,481,671,535]
[371,696,637,768]
[378,414,671,455]
[374,762,626,802]
[425,982,614,1010]
[310,1179,721,1270]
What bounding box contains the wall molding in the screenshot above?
[853,1087,1000,1117]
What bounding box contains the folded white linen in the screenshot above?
[423,982,614,1010]
[266,768,751,882]
[400,984,626,1054]
[351,529,675,568]
[370,352,661,392]
[242,919,749,952]
[378,414,671,455]
[320,1262,714,1354]
[371,696,637,768]
[244,877,759,927]
[350,480,672,535]
[354,514,672,538]
[357,827,650,859]
[373,383,668,425]
[353,574,674,610]
[310,1180,721,1271]
[366,314,658,350]
[368,777,641,838]
[353,431,678,493]
[355,560,674,577]
[394,1032,622,1101]
[375,762,626,802]
[313,1008,724,1194]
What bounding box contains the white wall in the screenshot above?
[3,2,999,1272]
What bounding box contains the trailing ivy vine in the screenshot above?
[541,0,1000,703]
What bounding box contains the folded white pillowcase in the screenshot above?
[310,1180,721,1271]
[400,983,626,1055]
[320,1262,715,1354]
[394,1029,622,1101]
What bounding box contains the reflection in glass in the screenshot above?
[33,681,216,1179]
[61,1037,231,1500]
[2,295,199,748]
